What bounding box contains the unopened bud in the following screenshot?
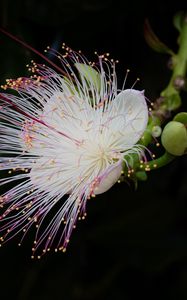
[173,112,187,125]
[161,121,187,156]
[151,125,162,137]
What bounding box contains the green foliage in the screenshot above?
[144,19,174,55]
[173,11,186,33]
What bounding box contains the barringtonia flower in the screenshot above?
[0,45,148,257]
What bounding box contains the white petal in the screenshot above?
[94,162,123,195]
[107,89,148,148]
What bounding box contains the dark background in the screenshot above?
[1,0,187,299]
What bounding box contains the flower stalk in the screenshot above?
[124,13,187,179]
[160,14,187,110]
[137,151,175,171]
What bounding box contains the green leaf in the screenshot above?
[75,63,101,91]
[173,11,185,33]
[144,19,174,55]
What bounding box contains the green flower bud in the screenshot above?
[161,121,187,156]
[173,112,187,125]
[151,125,162,137]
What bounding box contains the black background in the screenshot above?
[1,0,187,299]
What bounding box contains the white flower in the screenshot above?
[0,49,148,256]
